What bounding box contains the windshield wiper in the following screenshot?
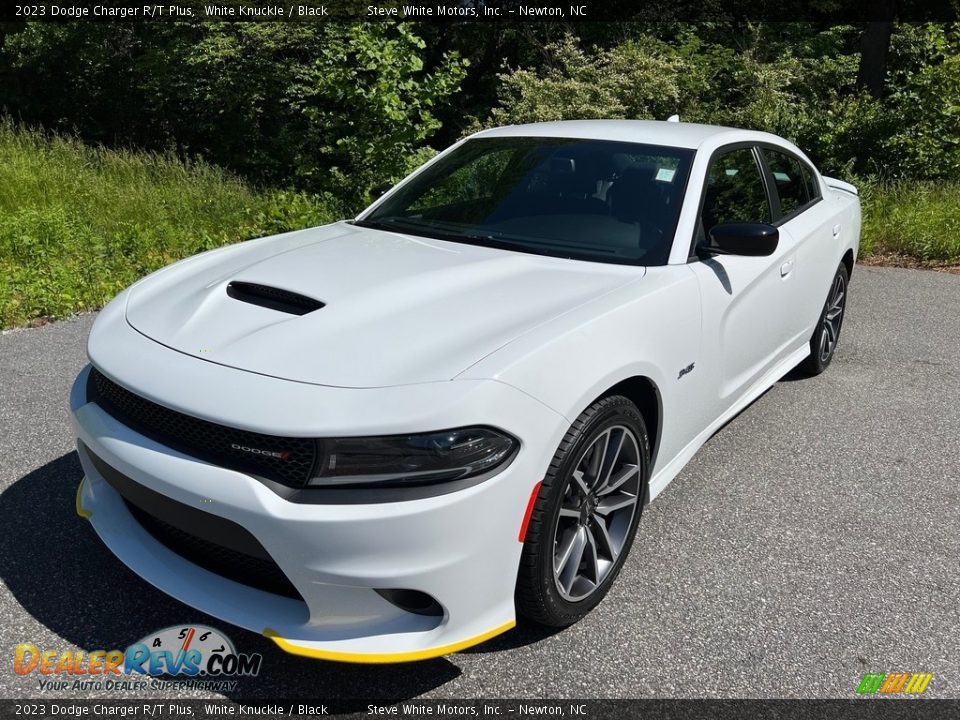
[353,216,626,258]
[354,216,504,244]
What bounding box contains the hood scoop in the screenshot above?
[226,281,324,316]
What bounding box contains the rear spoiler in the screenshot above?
[823,176,858,196]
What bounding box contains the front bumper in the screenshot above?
[70,354,564,662]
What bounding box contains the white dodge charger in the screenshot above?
[71,120,860,663]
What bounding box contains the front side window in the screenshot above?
[700,148,772,239]
[764,149,817,217]
[359,137,695,266]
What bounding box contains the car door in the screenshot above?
[760,147,837,348]
[688,144,799,410]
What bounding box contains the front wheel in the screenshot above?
[799,263,849,376]
[516,395,649,627]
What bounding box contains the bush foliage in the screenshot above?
[5,22,957,192]
[2,23,467,208]
[483,24,960,182]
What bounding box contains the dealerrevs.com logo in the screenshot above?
[14,625,262,693]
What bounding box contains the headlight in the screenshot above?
[307,427,518,488]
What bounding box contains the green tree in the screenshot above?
[882,23,960,178]
[3,22,468,207]
[480,24,959,182]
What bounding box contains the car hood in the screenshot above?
[125,222,643,388]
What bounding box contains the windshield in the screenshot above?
[358,136,694,265]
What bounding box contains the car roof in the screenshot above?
[471,120,779,150]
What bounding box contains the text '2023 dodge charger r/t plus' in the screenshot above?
[71,120,860,663]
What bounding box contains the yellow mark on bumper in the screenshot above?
[75,477,92,519]
[263,619,516,664]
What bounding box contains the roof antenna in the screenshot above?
[666,114,680,123]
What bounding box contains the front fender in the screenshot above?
[458,265,702,483]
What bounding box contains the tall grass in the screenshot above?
[860,181,960,265]
[0,121,337,328]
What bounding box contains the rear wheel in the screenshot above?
[516,395,649,627]
[799,263,848,376]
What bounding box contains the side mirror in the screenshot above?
[700,223,779,258]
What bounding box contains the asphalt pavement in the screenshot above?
[1,265,958,701]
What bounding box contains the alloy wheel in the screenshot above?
[552,425,642,602]
[818,271,846,363]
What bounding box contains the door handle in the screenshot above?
[833,224,841,238]
[780,259,794,277]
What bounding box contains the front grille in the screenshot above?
[83,444,304,601]
[125,501,303,600]
[87,367,317,488]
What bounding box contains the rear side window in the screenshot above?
[800,163,821,203]
[700,148,772,235]
[763,149,819,218]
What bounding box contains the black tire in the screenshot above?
[799,263,849,376]
[516,395,650,627]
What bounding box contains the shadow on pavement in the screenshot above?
[776,365,813,383]
[0,452,469,703]
[461,620,563,653]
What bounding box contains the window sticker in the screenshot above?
[655,167,676,182]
